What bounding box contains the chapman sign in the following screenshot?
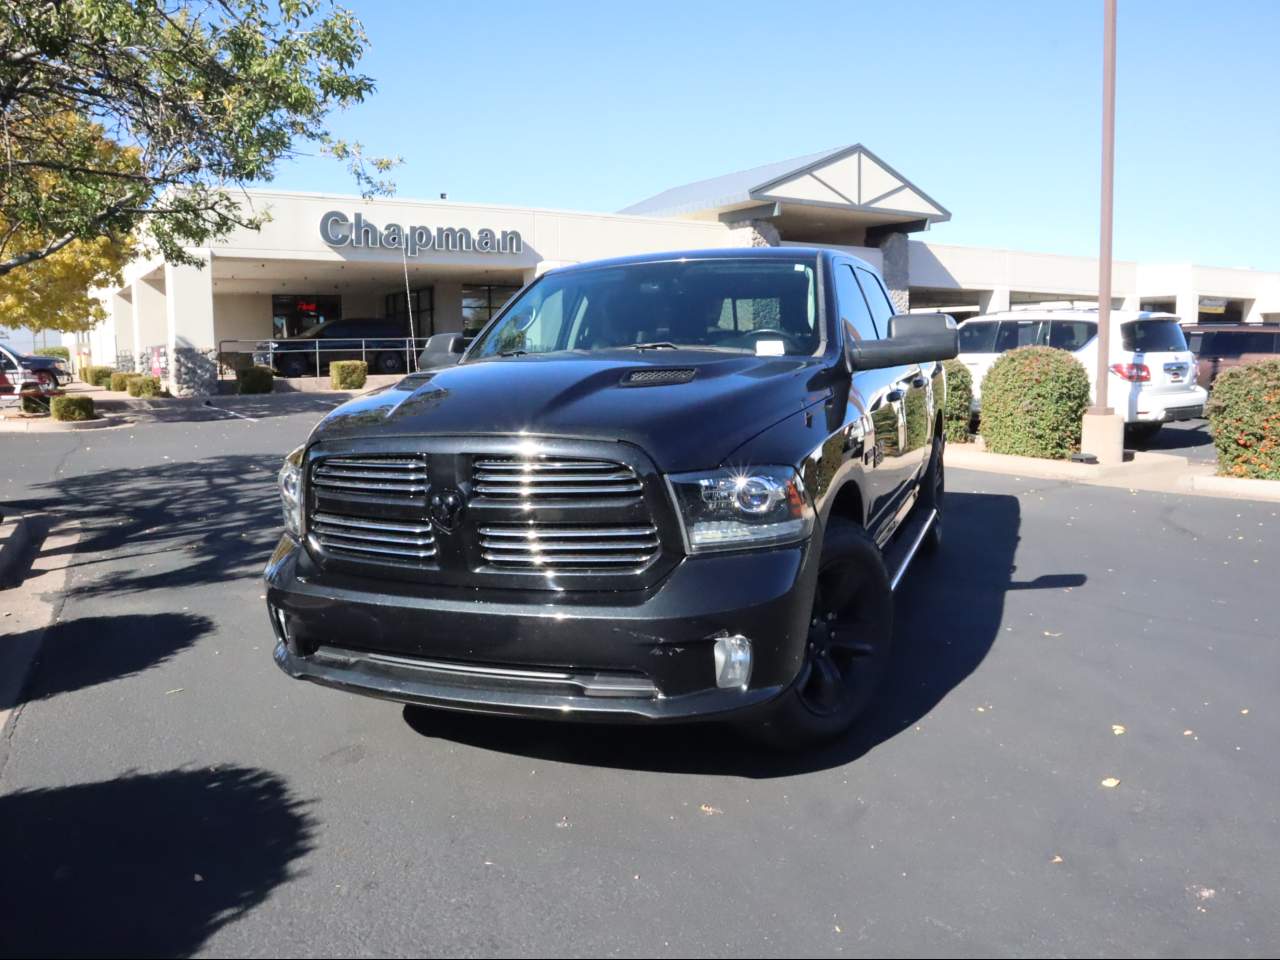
[320,211,523,256]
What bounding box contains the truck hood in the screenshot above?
[308,351,832,472]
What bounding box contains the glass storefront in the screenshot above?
[461,284,520,334]
[385,286,434,337]
[272,294,342,339]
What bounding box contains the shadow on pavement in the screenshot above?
[403,491,1085,777]
[95,391,347,425]
[0,765,315,957]
[1134,418,1216,461]
[6,612,213,707]
[9,454,282,599]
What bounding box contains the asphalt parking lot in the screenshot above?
[1,401,1276,957]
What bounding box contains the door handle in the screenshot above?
[886,388,904,403]
[910,376,927,389]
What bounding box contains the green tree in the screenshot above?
[0,0,397,280]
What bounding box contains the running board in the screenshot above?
[884,507,937,592]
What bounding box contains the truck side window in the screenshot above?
[835,264,878,343]
[854,267,895,338]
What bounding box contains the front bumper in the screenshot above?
[264,533,817,723]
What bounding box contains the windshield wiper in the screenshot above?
[629,341,678,351]
[497,349,528,357]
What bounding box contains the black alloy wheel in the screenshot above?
[756,519,894,746]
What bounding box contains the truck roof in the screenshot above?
[541,245,871,277]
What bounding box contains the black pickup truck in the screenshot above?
[265,247,957,744]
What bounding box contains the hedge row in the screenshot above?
[236,365,274,394]
[330,360,367,390]
[941,359,973,443]
[34,346,71,361]
[127,375,167,398]
[1207,359,1280,479]
[109,371,143,392]
[51,395,95,421]
[83,365,115,388]
[979,347,1092,459]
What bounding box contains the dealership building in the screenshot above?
[79,143,1280,396]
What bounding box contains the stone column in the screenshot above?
[1175,290,1200,326]
[111,290,135,370]
[132,276,167,375]
[165,250,218,397]
[978,287,1011,315]
[877,231,910,313]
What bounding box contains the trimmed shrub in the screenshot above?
[34,346,71,361]
[84,365,115,387]
[20,394,46,414]
[941,359,973,443]
[50,395,96,421]
[236,365,275,394]
[330,360,368,390]
[1207,359,1280,479]
[980,346,1092,459]
[109,371,143,392]
[127,375,166,398]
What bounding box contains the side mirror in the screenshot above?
[416,333,468,372]
[848,313,958,371]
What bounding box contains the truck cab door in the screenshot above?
[835,263,912,532]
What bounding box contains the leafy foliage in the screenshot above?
[941,359,973,443]
[329,359,366,390]
[980,346,1091,459]
[1207,359,1280,479]
[109,371,143,392]
[236,365,274,394]
[51,394,95,420]
[0,0,398,280]
[33,345,70,360]
[127,374,166,397]
[84,364,115,387]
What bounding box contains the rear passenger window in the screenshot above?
[958,322,998,353]
[1121,320,1188,353]
[854,267,895,338]
[835,264,878,342]
[1048,320,1097,351]
[993,320,1044,353]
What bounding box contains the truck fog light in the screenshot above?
[714,635,752,689]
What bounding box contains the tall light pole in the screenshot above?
[1094,0,1116,415]
[1082,0,1123,462]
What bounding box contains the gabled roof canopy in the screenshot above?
[620,144,950,240]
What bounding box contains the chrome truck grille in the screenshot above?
[306,448,665,583]
[471,457,643,499]
[478,523,660,571]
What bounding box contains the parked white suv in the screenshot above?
[957,309,1207,439]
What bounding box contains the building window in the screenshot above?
[461,284,520,334]
[273,294,342,339]
[385,287,434,337]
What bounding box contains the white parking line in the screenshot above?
[214,407,259,422]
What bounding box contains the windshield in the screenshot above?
[1121,319,1188,353]
[468,257,821,359]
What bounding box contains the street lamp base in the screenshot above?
[1081,411,1125,465]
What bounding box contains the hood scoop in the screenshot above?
[620,367,697,387]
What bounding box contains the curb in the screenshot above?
[1186,473,1280,502]
[0,516,29,584]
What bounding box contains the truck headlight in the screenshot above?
[667,466,814,553]
[279,445,304,538]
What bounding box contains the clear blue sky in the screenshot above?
[275,0,1280,271]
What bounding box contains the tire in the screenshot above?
[278,355,308,379]
[35,370,54,389]
[919,432,944,555]
[375,351,406,375]
[753,518,895,747]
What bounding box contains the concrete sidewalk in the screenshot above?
[946,442,1280,502]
